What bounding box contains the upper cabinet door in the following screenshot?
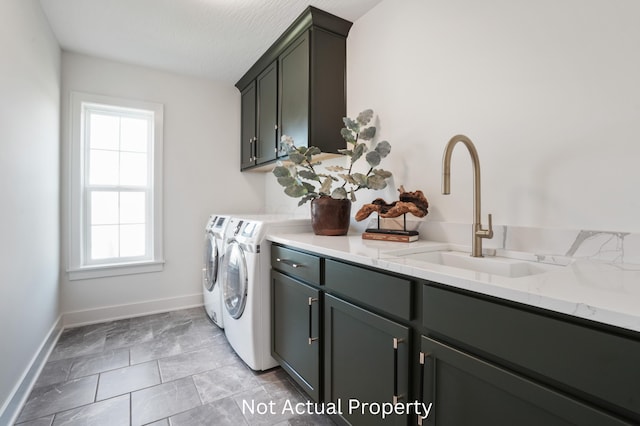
[256,61,278,165]
[278,32,309,158]
[235,7,352,171]
[240,82,256,170]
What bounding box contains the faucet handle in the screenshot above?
[477,213,494,239]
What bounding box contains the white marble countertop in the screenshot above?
[267,232,640,334]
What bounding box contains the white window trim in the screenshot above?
[68,91,164,280]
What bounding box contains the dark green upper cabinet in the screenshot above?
[278,32,309,157]
[240,82,256,170]
[235,7,352,171]
[256,62,278,164]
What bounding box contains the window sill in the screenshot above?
[67,260,165,281]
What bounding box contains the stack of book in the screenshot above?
[361,228,419,243]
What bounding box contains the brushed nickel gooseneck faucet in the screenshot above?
[442,134,493,257]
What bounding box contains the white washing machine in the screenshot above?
[221,215,311,370]
[203,214,231,328]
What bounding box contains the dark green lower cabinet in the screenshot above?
[418,336,630,426]
[325,294,410,426]
[272,271,321,401]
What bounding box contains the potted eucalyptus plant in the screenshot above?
[273,109,392,235]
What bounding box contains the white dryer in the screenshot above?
[203,214,231,328]
[221,215,311,370]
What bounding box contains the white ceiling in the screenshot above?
[39,0,383,84]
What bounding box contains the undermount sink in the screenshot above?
[390,249,568,278]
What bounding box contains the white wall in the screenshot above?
[267,0,640,233]
[0,0,61,417]
[60,52,265,323]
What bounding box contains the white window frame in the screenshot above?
[68,92,164,280]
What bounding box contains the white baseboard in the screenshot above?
[62,293,204,327]
[0,315,63,426]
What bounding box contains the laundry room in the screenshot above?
[2,0,640,425]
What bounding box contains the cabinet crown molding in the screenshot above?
[235,6,352,90]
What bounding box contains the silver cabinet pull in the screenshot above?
[393,337,405,404]
[275,258,302,268]
[308,297,319,345]
[418,351,432,426]
[253,136,258,160]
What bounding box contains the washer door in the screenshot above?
[222,240,248,319]
[203,231,218,292]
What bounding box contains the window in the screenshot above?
[69,92,164,279]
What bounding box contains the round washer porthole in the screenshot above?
[222,241,248,319]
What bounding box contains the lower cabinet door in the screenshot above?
[324,294,410,426]
[418,336,631,426]
[272,271,321,401]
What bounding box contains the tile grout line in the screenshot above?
[18,308,334,426]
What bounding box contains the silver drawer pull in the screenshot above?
[275,258,303,268]
[308,297,319,345]
[418,351,432,426]
[393,337,405,405]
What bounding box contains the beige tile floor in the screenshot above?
[15,307,334,426]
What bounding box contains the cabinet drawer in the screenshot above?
[423,285,640,421]
[325,259,411,321]
[271,245,320,286]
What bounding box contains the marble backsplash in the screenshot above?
[412,221,640,266]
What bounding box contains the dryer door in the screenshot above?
[222,240,248,319]
[204,231,218,292]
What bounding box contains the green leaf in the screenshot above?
[325,165,348,172]
[366,151,381,167]
[302,182,316,193]
[318,173,339,181]
[305,146,321,157]
[349,190,356,202]
[281,135,295,151]
[284,184,307,198]
[319,176,333,195]
[373,169,392,178]
[367,174,388,190]
[351,143,366,163]
[352,173,367,186]
[288,152,305,165]
[359,126,376,140]
[298,194,317,206]
[337,148,353,156]
[272,166,290,178]
[375,140,391,158]
[331,187,348,199]
[307,146,322,155]
[340,128,356,144]
[343,117,359,133]
[338,174,357,185]
[277,176,296,187]
[298,170,318,180]
[356,109,374,126]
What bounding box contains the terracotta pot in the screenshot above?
[310,196,351,236]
